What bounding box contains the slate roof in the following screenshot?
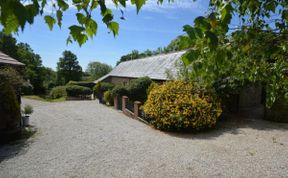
[0,51,24,66]
[95,50,186,83]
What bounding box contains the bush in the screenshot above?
[146,82,158,96]
[0,67,23,90]
[111,85,128,97]
[126,76,152,102]
[104,90,114,106]
[0,79,21,130]
[93,82,114,93]
[49,86,67,99]
[143,81,222,132]
[0,84,21,130]
[67,81,95,89]
[66,85,92,97]
[0,67,22,130]
[100,82,115,92]
[22,104,33,115]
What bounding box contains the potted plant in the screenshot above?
[21,104,33,127]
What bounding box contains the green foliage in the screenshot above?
[17,42,46,94]
[0,33,55,94]
[49,86,67,99]
[111,85,128,97]
[180,0,288,108]
[93,82,115,94]
[143,81,222,132]
[66,85,92,97]
[22,104,33,115]
[103,90,114,106]
[146,82,158,96]
[0,67,23,90]
[0,0,151,46]
[0,68,21,130]
[57,50,82,85]
[126,77,152,102]
[86,61,112,80]
[0,83,21,130]
[67,81,95,89]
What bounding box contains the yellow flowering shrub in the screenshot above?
[143,81,222,131]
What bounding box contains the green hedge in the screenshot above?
[66,85,92,97]
[111,85,128,97]
[67,81,95,89]
[126,77,152,102]
[49,86,67,99]
[93,82,115,94]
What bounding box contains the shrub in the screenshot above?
[93,82,114,94]
[0,67,23,90]
[104,90,114,106]
[126,76,152,102]
[67,81,95,89]
[0,67,22,130]
[66,85,92,97]
[143,81,222,132]
[111,85,128,97]
[49,86,67,99]
[22,104,33,115]
[146,82,158,96]
[100,82,115,92]
[0,80,21,130]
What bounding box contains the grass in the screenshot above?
[23,95,66,102]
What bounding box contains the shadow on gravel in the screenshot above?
[0,127,37,163]
[165,115,288,140]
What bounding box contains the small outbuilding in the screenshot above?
[0,51,24,67]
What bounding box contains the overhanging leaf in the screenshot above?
[76,13,86,24]
[57,0,69,11]
[108,21,119,36]
[56,10,63,27]
[85,19,97,38]
[44,15,56,30]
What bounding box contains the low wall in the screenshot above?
[114,96,148,124]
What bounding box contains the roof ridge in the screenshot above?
[118,50,186,65]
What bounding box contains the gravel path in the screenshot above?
[1,99,288,178]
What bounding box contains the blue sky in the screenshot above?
[15,0,210,70]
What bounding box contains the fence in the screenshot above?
[113,95,148,124]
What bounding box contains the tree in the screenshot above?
[0,32,49,94]
[0,0,157,46]
[179,0,288,107]
[57,50,82,84]
[0,32,19,60]
[42,67,57,90]
[86,61,112,80]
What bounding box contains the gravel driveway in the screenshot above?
[1,99,288,178]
